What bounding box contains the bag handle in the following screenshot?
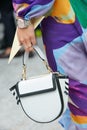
[22,45,53,80]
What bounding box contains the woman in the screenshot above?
[12,0,87,130]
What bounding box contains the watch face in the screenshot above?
[17,19,30,28]
[18,19,25,28]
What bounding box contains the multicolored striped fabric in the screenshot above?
[12,0,87,129]
[12,0,55,19]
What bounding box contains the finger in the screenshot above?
[24,42,33,52]
[30,36,36,46]
[27,44,34,52]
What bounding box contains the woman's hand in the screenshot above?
[17,24,36,52]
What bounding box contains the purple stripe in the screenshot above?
[41,16,82,71]
[68,103,87,116]
[69,79,87,114]
[33,0,54,5]
[41,16,82,49]
[13,0,53,5]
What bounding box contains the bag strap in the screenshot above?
[23,45,46,64]
[22,45,53,80]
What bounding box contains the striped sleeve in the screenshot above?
[12,0,55,20]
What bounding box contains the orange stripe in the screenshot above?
[51,0,75,24]
[71,113,87,124]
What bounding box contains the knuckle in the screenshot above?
[20,38,24,43]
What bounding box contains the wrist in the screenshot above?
[17,18,32,29]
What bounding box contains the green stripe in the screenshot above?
[70,0,87,28]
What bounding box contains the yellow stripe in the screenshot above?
[71,113,87,124]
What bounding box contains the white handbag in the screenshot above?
[10,45,69,123]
